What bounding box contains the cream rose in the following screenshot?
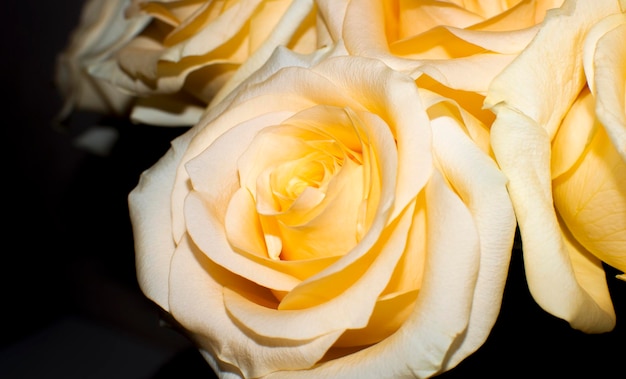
[485,0,625,333]
[129,44,516,378]
[341,0,564,97]
[55,0,150,121]
[84,0,336,126]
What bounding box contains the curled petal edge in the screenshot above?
[490,105,616,333]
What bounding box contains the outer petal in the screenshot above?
[489,108,616,333]
[168,235,344,378]
[428,106,516,372]
[128,131,194,310]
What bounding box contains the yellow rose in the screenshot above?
[55,0,150,121]
[341,0,564,95]
[86,0,334,126]
[129,45,515,377]
[485,0,625,333]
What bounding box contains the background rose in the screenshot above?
[341,0,563,96]
[485,0,625,333]
[55,0,150,121]
[81,0,335,126]
[337,0,565,157]
[129,45,515,377]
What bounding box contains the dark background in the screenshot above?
[2,0,624,378]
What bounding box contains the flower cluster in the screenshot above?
[56,0,625,377]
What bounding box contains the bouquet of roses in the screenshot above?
[55,0,625,377]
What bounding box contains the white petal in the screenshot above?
[129,131,193,310]
[168,235,343,378]
[430,114,516,371]
[490,107,616,333]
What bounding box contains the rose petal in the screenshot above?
[412,53,519,94]
[336,289,420,348]
[225,187,270,258]
[485,0,621,139]
[377,193,427,298]
[172,107,297,244]
[315,0,350,41]
[469,0,563,31]
[225,187,342,281]
[168,234,344,378]
[133,1,201,27]
[129,131,194,310]
[390,26,538,57]
[223,202,414,341]
[342,0,561,93]
[207,0,316,108]
[489,107,616,333]
[560,218,616,319]
[159,0,263,62]
[394,1,484,35]
[551,89,597,179]
[418,88,492,154]
[553,110,626,274]
[129,94,206,126]
[429,105,516,372]
[184,114,305,291]
[584,13,626,161]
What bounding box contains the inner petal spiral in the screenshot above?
[229,105,378,262]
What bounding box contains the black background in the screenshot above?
[2,0,624,377]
